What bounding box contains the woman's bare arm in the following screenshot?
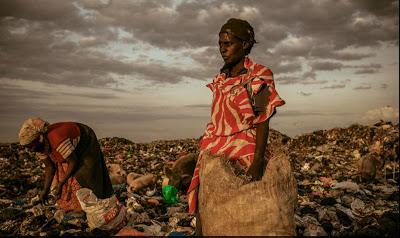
[247,119,269,180]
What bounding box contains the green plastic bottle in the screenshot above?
[162,185,179,204]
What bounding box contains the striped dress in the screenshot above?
[187,57,285,214]
[47,122,83,211]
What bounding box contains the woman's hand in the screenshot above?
[38,190,49,204]
[247,159,265,181]
[39,156,55,204]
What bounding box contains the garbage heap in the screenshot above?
[0,122,398,236]
[288,121,399,236]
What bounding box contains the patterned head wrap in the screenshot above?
[219,18,257,44]
[18,117,50,145]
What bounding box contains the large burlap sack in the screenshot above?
[198,150,297,236]
[76,188,126,231]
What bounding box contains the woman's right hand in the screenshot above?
[39,190,49,204]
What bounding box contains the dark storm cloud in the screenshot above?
[277,75,301,85]
[0,19,209,87]
[274,61,303,74]
[84,0,398,49]
[0,0,397,88]
[347,63,382,74]
[308,61,382,75]
[348,63,382,69]
[0,0,78,22]
[278,72,328,85]
[354,69,380,74]
[128,60,210,83]
[352,0,399,17]
[311,61,344,71]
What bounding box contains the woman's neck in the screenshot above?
[227,57,246,77]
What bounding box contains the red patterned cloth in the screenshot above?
[187,57,285,214]
[47,122,82,212]
[52,163,82,211]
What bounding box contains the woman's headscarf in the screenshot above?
[18,117,50,145]
[219,18,257,45]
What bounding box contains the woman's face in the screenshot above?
[25,137,45,153]
[219,32,245,66]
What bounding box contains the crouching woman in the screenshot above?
[19,118,114,212]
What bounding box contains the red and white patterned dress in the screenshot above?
[47,122,82,211]
[187,57,285,214]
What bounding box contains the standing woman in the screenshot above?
[186,18,285,234]
[19,118,114,211]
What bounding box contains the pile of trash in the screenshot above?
[0,138,200,236]
[288,121,399,236]
[0,122,398,236]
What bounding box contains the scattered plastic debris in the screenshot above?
[0,123,398,236]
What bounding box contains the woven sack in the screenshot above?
[198,150,297,236]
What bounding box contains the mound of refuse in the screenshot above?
[0,122,398,236]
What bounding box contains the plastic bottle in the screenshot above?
[162,185,179,204]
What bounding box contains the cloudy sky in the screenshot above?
[0,0,399,142]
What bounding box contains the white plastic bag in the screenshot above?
[76,188,126,231]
